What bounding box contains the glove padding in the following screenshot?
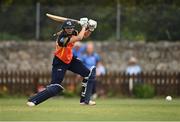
[79,17,88,28]
[88,19,97,32]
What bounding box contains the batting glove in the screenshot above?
[88,19,97,32]
[79,17,88,28]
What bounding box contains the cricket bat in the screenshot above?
[46,13,80,24]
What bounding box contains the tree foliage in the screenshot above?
[0,0,180,41]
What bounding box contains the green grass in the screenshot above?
[0,97,180,121]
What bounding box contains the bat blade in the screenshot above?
[46,13,80,24]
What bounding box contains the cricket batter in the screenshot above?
[27,17,97,106]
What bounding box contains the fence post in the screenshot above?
[36,2,40,40]
[177,72,180,95]
[33,71,39,93]
[116,0,121,41]
[129,76,133,93]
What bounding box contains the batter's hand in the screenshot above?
[79,17,88,28]
[88,19,97,32]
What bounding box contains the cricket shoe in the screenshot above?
[26,101,35,107]
[80,100,96,105]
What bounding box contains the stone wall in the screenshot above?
[95,41,180,72]
[0,41,180,72]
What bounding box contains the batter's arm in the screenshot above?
[69,27,86,43]
[83,30,92,39]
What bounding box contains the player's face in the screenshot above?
[86,43,94,54]
[65,28,74,34]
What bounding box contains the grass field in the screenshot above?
[0,97,180,121]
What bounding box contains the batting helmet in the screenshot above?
[62,20,75,29]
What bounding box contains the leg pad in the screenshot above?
[28,84,63,105]
[80,66,96,103]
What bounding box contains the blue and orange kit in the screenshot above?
[54,30,78,64]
